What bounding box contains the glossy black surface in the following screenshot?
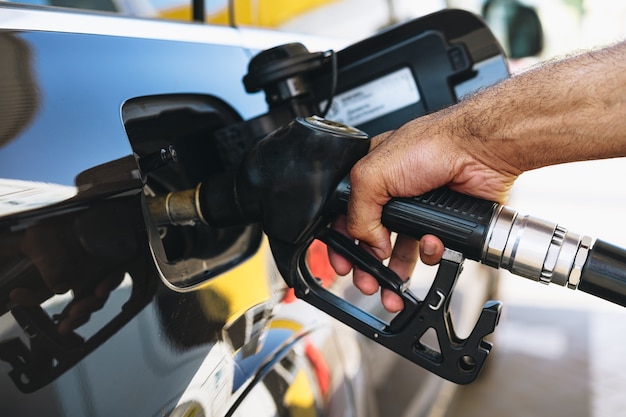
[0,13,360,416]
[0,29,261,188]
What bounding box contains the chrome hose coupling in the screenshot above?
[483,206,593,290]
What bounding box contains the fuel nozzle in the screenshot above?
[147,116,626,384]
[148,116,370,242]
[148,116,626,307]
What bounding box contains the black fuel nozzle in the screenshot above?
[149,116,369,242]
[148,116,626,385]
[148,116,500,384]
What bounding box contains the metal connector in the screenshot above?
[567,235,593,290]
[483,207,587,288]
[146,183,203,226]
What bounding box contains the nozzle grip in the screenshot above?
[334,181,498,261]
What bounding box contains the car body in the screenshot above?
[0,4,507,416]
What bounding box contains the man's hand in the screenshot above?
[329,40,626,313]
[333,107,519,312]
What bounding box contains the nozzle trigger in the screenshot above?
[270,226,501,385]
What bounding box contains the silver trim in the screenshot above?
[442,247,463,264]
[164,191,175,225]
[483,205,591,289]
[194,182,207,225]
[482,205,516,268]
[549,227,581,287]
[500,214,558,281]
[568,235,593,290]
[303,115,368,138]
[428,290,445,311]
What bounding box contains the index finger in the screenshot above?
[346,184,392,260]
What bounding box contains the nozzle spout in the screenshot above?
[147,116,370,244]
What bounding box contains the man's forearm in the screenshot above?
[453,40,626,172]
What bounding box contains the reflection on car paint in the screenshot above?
[0,11,372,415]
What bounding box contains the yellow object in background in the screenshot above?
[160,0,338,27]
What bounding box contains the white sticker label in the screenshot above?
[323,67,420,127]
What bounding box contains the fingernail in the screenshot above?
[422,241,436,256]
